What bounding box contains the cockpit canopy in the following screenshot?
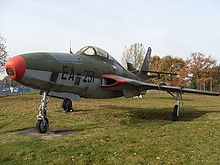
[76,46,115,61]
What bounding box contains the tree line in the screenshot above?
[122,43,220,91]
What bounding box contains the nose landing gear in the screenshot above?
[36,91,50,133]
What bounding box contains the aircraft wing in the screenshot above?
[101,74,220,97]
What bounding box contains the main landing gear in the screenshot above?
[169,92,182,121]
[61,98,74,112]
[36,91,50,133]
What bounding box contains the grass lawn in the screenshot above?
[1,92,220,164]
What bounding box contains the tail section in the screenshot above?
[126,47,152,79]
[127,46,178,80]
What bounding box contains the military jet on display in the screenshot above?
[4,46,220,133]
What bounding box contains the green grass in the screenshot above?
[1,92,220,164]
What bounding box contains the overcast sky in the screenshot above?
[1,0,220,78]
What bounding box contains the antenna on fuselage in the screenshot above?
[69,40,73,54]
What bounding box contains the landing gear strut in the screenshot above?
[36,91,50,133]
[172,92,182,121]
[169,92,182,121]
[61,98,73,112]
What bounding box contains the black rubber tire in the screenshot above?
[62,98,73,112]
[45,117,49,127]
[36,118,49,133]
[172,105,180,121]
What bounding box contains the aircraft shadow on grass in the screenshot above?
[5,127,84,140]
[101,105,220,122]
[55,108,92,114]
[154,96,194,102]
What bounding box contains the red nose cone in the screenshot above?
[5,55,26,81]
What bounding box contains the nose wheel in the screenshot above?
[36,91,50,133]
[36,118,49,133]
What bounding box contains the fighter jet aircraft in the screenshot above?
[4,46,220,133]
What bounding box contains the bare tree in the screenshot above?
[121,43,145,70]
[0,35,9,72]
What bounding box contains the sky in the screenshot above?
[1,0,220,78]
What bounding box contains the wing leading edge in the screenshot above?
[101,74,220,97]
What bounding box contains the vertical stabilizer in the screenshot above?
[140,47,151,72]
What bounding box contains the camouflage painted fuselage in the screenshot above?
[17,50,139,99]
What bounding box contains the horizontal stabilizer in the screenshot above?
[127,62,137,72]
[147,70,178,76]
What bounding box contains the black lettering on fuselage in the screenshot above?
[62,65,75,81]
[61,65,68,80]
[83,70,95,83]
[68,67,74,80]
[61,66,95,84]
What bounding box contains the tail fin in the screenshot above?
[138,47,151,79]
[140,47,151,72]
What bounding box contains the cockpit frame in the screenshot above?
[76,46,115,61]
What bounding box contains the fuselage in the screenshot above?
[5,46,140,99]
